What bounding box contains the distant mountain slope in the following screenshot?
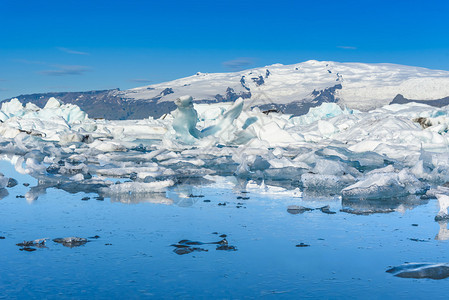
[391,94,449,107]
[3,89,176,119]
[4,60,449,119]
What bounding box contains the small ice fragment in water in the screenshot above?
[216,245,237,251]
[16,238,48,247]
[171,237,236,254]
[319,205,336,214]
[387,263,449,279]
[19,247,37,252]
[408,238,429,242]
[188,194,204,198]
[341,170,425,200]
[7,178,18,188]
[171,239,208,255]
[174,247,208,255]
[53,237,88,247]
[287,205,313,214]
[339,207,395,215]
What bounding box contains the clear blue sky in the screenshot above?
[1,0,449,99]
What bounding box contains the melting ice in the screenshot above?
[1,95,449,213]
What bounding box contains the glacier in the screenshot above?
[7,60,449,120]
[122,60,449,113]
[2,95,449,217]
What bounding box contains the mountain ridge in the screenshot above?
[4,60,449,119]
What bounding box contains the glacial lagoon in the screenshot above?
[1,160,449,299]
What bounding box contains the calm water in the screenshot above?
[1,161,448,299]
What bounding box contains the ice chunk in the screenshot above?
[342,169,425,200]
[25,102,40,111]
[102,180,174,195]
[313,159,351,176]
[387,263,449,279]
[53,237,88,247]
[59,132,93,144]
[252,121,298,145]
[435,193,449,220]
[1,98,24,118]
[317,120,337,136]
[435,220,449,241]
[0,173,8,189]
[291,103,349,126]
[170,95,244,144]
[44,97,63,109]
[89,140,127,152]
[171,95,201,142]
[70,173,84,181]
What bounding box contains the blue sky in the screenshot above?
[1,0,449,99]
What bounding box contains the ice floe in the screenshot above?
[2,96,449,217]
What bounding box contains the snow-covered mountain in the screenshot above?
[5,60,449,119]
[122,60,449,111]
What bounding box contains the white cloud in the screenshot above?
[57,47,90,55]
[223,57,255,71]
[337,46,357,50]
[39,65,91,76]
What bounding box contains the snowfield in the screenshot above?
[122,60,449,111]
[1,95,449,218]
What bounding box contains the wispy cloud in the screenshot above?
[223,57,254,71]
[337,46,357,50]
[57,47,90,55]
[39,65,91,76]
[46,85,74,90]
[130,79,152,83]
[14,59,47,65]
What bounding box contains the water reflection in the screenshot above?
[108,192,173,205]
[341,195,428,215]
[0,156,445,226]
[0,188,9,200]
[435,193,449,220]
[435,220,449,241]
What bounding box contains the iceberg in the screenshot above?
[0,94,449,222]
[342,169,426,200]
[170,95,244,144]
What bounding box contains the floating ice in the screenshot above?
[53,237,88,248]
[342,169,426,200]
[1,95,449,220]
[100,180,175,204]
[435,220,449,241]
[387,263,449,279]
[435,193,449,220]
[0,173,8,189]
[170,95,244,144]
